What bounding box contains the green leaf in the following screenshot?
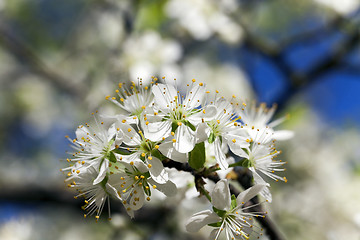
[208,132,216,144]
[231,194,237,210]
[212,206,227,218]
[112,149,131,155]
[208,221,223,227]
[241,158,253,168]
[188,142,206,170]
[185,120,196,131]
[171,121,179,132]
[108,151,117,163]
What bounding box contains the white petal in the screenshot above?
[144,121,172,142]
[211,179,231,211]
[152,83,177,109]
[106,123,117,142]
[149,178,177,197]
[174,124,196,153]
[195,122,210,143]
[105,183,122,200]
[209,228,220,240]
[260,185,272,203]
[121,125,141,146]
[75,125,90,141]
[158,141,188,163]
[93,159,108,185]
[214,138,228,170]
[148,157,165,178]
[236,183,266,206]
[273,130,294,141]
[129,186,145,210]
[133,160,148,173]
[251,170,272,202]
[184,84,206,110]
[187,105,218,126]
[150,169,169,184]
[185,210,220,232]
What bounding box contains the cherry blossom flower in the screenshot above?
[186,179,266,240]
[64,120,122,185]
[144,81,208,153]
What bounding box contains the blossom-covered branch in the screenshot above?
[62,77,292,239]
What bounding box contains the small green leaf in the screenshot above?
[212,206,227,218]
[188,142,206,170]
[185,120,196,131]
[208,132,216,143]
[231,194,237,210]
[108,151,117,163]
[208,221,223,227]
[112,149,131,155]
[171,121,179,132]
[241,159,253,168]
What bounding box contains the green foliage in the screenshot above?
[188,142,206,170]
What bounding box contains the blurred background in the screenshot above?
[1,0,360,239]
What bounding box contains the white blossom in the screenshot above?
[186,179,266,240]
[63,120,122,185]
[238,102,294,141]
[67,166,121,221]
[144,81,208,153]
[114,160,177,218]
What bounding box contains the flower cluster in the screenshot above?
[62,77,293,238]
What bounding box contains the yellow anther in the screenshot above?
[120,98,124,102]
[128,128,132,132]
[130,161,134,165]
[147,197,151,201]
[192,79,196,82]
[202,109,206,114]
[148,164,152,168]
[152,185,157,189]
[177,122,182,126]
[242,103,246,107]
[141,106,146,109]
[216,120,220,124]
[145,121,149,125]
[232,139,236,143]
[148,156,152,160]
[115,89,119,93]
[171,132,175,136]
[140,175,145,179]
[145,86,148,90]
[112,97,116,100]
[135,176,139,180]
[155,145,159,149]
[105,95,110,100]
[76,170,80,174]
[172,139,176,143]
[232,95,236,98]
[84,214,87,218]
[199,83,203,86]
[95,216,99,219]
[141,153,146,157]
